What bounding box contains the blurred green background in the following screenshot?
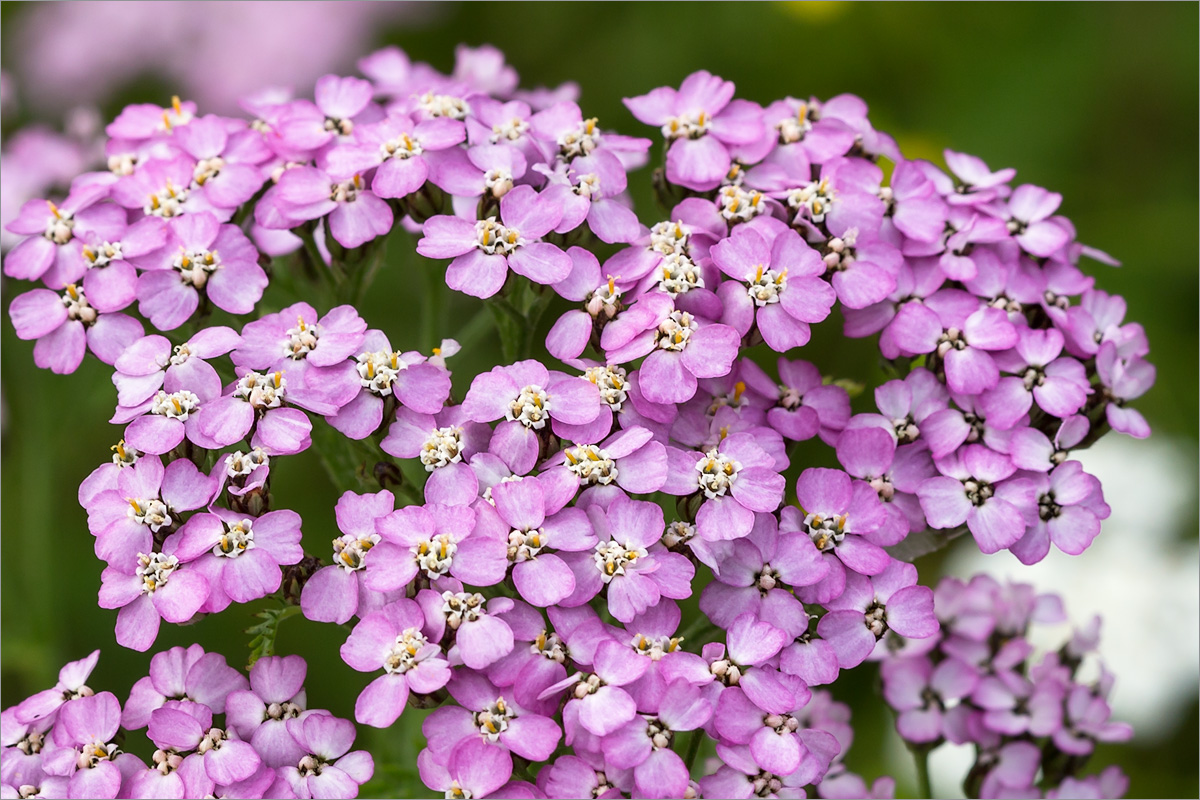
[2,2,1196,797]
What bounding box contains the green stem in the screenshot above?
[683,729,704,774]
[915,745,933,799]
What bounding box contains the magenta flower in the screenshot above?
[274,713,374,799]
[1096,341,1155,439]
[122,644,248,730]
[881,655,978,743]
[1002,184,1072,257]
[173,508,304,613]
[836,427,936,546]
[197,369,320,456]
[9,284,143,374]
[135,211,268,330]
[234,301,366,386]
[462,360,601,474]
[111,326,240,410]
[624,71,765,191]
[542,425,668,500]
[369,502,506,591]
[39,692,140,799]
[711,226,837,352]
[257,165,393,249]
[601,679,713,799]
[714,673,838,780]
[661,433,785,542]
[224,655,309,768]
[147,704,262,792]
[1009,461,1109,565]
[422,670,562,770]
[427,141,528,201]
[275,74,378,152]
[537,150,643,244]
[473,477,597,607]
[314,330,452,440]
[340,598,451,728]
[418,737,511,800]
[327,112,465,199]
[4,187,122,284]
[916,444,1037,554]
[601,293,740,406]
[380,405,491,506]
[559,494,694,622]
[97,546,209,652]
[74,217,167,312]
[542,639,650,737]
[417,185,571,298]
[14,650,101,725]
[416,587,516,671]
[174,114,271,210]
[818,562,937,669]
[980,327,1090,429]
[300,490,398,624]
[112,155,230,221]
[892,304,1019,395]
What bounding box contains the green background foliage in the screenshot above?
[2,2,1196,796]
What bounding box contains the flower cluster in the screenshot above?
[880,576,1132,799]
[0,648,372,799]
[2,42,1152,800]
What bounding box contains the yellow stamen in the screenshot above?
[273,371,283,388]
[607,275,616,295]
[47,200,62,219]
[734,381,746,401]
[171,96,183,115]
[162,112,173,132]
[66,284,79,300]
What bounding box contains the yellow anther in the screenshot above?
[353,174,363,190]
[719,425,730,441]
[47,200,62,219]
[432,347,441,356]
[607,275,616,295]
[585,118,597,135]
[150,195,161,210]
[755,264,764,282]
[273,371,282,388]
[734,381,746,401]
[390,352,399,369]
[777,269,788,284]
[565,451,579,465]
[83,246,96,261]
[172,397,183,415]
[128,499,143,514]
[367,362,376,379]
[162,111,173,132]
[171,96,183,115]
[698,111,707,127]
[587,449,602,461]
[297,315,306,331]
[66,284,79,300]
[112,441,127,458]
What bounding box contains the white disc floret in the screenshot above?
[658,253,705,296]
[172,247,222,289]
[662,520,695,548]
[283,315,320,360]
[421,426,464,471]
[531,630,568,663]
[593,540,647,583]
[356,350,405,396]
[506,385,551,429]
[234,371,287,409]
[332,532,380,572]
[719,185,766,222]
[150,389,200,421]
[476,698,515,742]
[656,310,698,352]
[558,117,601,158]
[632,633,684,661]
[381,133,422,160]
[776,103,813,144]
[128,497,172,532]
[696,449,741,498]
[383,627,432,674]
[82,241,123,268]
[584,364,628,411]
[490,117,529,143]
[214,519,255,558]
[418,92,468,120]
[135,552,179,594]
[804,511,847,552]
[649,220,691,256]
[60,284,97,324]
[788,177,835,224]
[414,534,457,578]
[226,448,269,477]
[747,264,788,306]
[508,528,549,563]
[564,445,618,486]
[586,277,622,319]
[42,202,75,244]
[145,181,189,218]
[475,217,523,255]
[662,111,711,140]
[441,591,486,629]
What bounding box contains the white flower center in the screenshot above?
[531,630,567,663]
[193,157,225,187]
[150,389,200,420]
[82,241,122,268]
[356,350,405,396]
[482,475,523,506]
[747,264,788,306]
[788,177,835,224]
[864,602,888,638]
[508,528,549,562]
[476,698,515,742]
[822,231,859,273]
[444,782,473,800]
[584,365,628,411]
[804,512,847,552]
[421,426,464,471]
[135,552,179,594]
[645,718,674,750]
[42,205,75,244]
[662,111,711,140]
[776,104,812,144]
[76,739,120,770]
[564,445,618,485]
[128,497,172,531]
[332,532,380,572]
[283,317,320,360]
[649,220,691,256]
[234,371,287,409]
[658,253,704,296]
[575,172,601,199]
[441,591,485,629]
[414,534,458,578]
[558,118,601,158]
[483,168,514,198]
[632,633,683,661]
[656,310,698,351]
[323,116,354,136]
[490,118,529,143]
[662,520,695,548]
[171,248,221,288]
[145,181,189,218]
[169,343,196,366]
[719,185,766,222]
[60,284,97,324]
[506,385,551,429]
[593,540,647,583]
[226,448,269,477]
[330,175,362,203]
[418,92,468,120]
[381,133,422,160]
[383,627,431,674]
[111,440,141,468]
[108,153,138,176]
[475,217,523,255]
[586,278,622,319]
[696,449,741,498]
[214,519,254,558]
